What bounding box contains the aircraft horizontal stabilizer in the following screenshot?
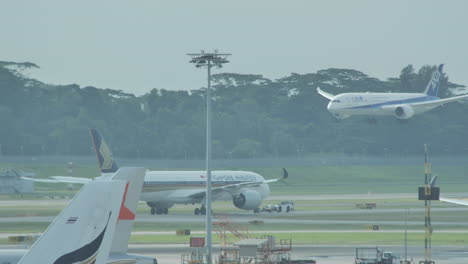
[440,197,468,206]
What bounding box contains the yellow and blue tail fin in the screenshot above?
[90,128,119,174]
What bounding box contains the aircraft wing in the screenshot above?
[409,94,468,109]
[50,176,93,184]
[171,168,289,199]
[440,197,468,206]
[21,176,92,184]
[169,180,268,200]
[317,87,335,100]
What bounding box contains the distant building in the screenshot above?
[0,169,35,194]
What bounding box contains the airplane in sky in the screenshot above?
[40,128,288,216]
[14,167,156,264]
[317,64,468,120]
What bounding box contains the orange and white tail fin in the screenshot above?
[109,167,146,254]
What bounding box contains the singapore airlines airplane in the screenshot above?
[317,64,468,120]
[17,167,156,264]
[40,129,288,216]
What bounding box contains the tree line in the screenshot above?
[0,61,467,158]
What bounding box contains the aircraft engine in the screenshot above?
[394,105,415,119]
[232,190,262,210]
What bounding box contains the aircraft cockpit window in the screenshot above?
[332,99,341,103]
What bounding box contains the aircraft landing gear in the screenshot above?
[366,117,377,124]
[150,207,169,215]
[194,206,207,215]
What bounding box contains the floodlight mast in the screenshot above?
[187,50,230,264]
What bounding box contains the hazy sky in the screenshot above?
[1,1,467,95]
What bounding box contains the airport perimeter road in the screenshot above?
[1,213,468,228]
[126,244,468,264]
[2,192,467,206]
[0,243,466,264]
[266,193,468,201]
[2,229,468,239]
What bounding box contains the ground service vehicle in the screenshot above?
[355,248,399,264]
[256,200,294,213]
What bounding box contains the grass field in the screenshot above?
[0,161,467,246]
[2,162,468,196]
[128,232,468,245]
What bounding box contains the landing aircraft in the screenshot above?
[14,167,156,264]
[317,64,468,120]
[40,129,288,216]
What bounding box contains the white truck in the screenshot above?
[256,200,295,213]
[355,248,400,264]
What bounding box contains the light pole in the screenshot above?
[187,50,230,264]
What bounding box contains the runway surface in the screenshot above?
[1,207,467,227]
[1,193,468,263]
[0,244,466,264]
[1,192,467,205]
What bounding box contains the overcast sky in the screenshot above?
[1,1,467,95]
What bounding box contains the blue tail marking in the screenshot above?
[423,64,443,97]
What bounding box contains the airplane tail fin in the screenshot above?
[109,167,146,254]
[423,64,444,97]
[90,128,119,174]
[18,180,125,264]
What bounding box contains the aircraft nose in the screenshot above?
[327,102,333,111]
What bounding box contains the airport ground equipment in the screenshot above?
[213,214,250,247]
[278,200,294,212]
[417,145,439,264]
[355,248,399,264]
[382,251,400,264]
[355,247,383,264]
[356,203,377,209]
[256,200,295,213]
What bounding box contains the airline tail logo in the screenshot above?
[425,64,443,97]
[54,212,111,264]
[90,128,119,173]
[99,141,114,171]
[118,182,136,220]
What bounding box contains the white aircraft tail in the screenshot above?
[18,180,126,264]
[109,167,146,254]
[423,64,444,97]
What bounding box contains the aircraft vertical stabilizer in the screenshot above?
[109,167,146,254]
[90,128,119,174]
[18,180,125,264]
[423,64,444,97]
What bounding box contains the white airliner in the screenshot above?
[38,129,287,216]
[0,175,125,264]
[317,64,468,120]
[15,167,157,264]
